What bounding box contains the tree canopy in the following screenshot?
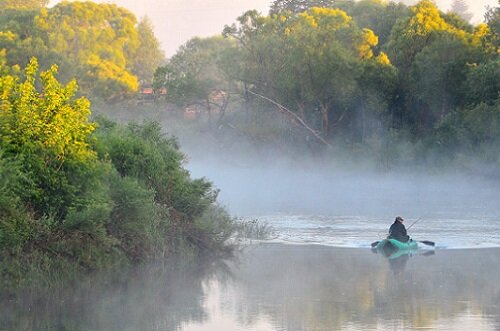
[0,1,164,100]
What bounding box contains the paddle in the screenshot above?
[371,241,380,248]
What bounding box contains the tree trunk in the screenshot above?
[216,92,230,128]
[320,102,329,137]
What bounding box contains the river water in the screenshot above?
[3,162,500,330]
[4,242,499,330]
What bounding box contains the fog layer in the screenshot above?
[186,154,500,219]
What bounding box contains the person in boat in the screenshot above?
[388,216,410,242]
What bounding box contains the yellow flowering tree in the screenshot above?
[0,57,97,217]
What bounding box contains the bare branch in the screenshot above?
[246,89,331,147]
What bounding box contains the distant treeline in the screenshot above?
[1,0,498,166]
[153,0,500,169]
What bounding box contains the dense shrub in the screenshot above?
[0,60,236,288]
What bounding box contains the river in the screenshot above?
[3,243,499,330]
[2,161,499,330]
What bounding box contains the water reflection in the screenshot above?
[220,244,500,331]
[0,261,228,331]
[2,245,499,330]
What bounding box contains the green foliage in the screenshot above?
[0,57,97,218]
[485,3,500,51]
[154,36,235,109]
[434,99,500,155]
[94,120,218,220]
[348,0,411,48]
[192,204,235,254]
[269,0,350,15]
[409,34,474,123]
[106,172,161,261]
[132,17,165,84]
[33,2,141,98]
[0,1,164,100]
[465,59,500,106]
[0,59,235,288]
[0,0,48,10]
[224,7,396,140]
[0,154,33,253]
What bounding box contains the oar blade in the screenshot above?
[371,241,380,248]
[419,240,435,247]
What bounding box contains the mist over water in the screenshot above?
[23,109,496,330]
[3,133,499,331]
[188,156,499,217]
[185,150,500,249]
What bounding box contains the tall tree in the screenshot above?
[0,2,166,100]
[131,17,165,84]
[384,0,484,133]
[484,2,500,51]
[225,8,391,139]
[449,0,473,22]
[34,2,140,98]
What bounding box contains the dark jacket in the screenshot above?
[389,221,409,242]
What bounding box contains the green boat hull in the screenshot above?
[375,238,418,258]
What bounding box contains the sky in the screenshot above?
[48,0,498,57]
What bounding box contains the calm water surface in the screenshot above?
[3,243,500,331]
[4,163,500,330]
[181,244,500,331]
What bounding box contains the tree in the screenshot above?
[386,0,452,70]
[131,17,165,84]
[0,9,47,67]
[154,36,237,126]
[449,0,473,22]
[225,8,389,139]
[0,0,48,10]
[33,2,140,98]
[484,2,500,51]
[348,0,411,48]
[269,0,351,15]
[0,2,167,100]
[0,57,97,217]
[409,34,475,127]
[464,59,500,106]
[384,0,487,133]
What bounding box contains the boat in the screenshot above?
[373,238,418,258]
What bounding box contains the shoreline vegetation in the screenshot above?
[0,0,499,290]
[0,59,239,291]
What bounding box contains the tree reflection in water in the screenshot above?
[0,260,230,331]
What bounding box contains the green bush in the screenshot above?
[192,204,235,255]
[94,120,218,223]
[107,171,162,261]
[433,99,500,156]
[0,154,33,253]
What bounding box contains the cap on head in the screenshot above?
[395,216,404,222]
